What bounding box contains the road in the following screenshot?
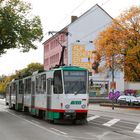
[0,99,140,140]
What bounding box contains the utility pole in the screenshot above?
[111,54,115,110]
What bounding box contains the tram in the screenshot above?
[6,66,89,123]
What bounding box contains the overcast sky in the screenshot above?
[0,0,140,75]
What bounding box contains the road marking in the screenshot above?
[51,128,67,135]
[133,123,140,134]
[87,115,100,122]
[31,120,41,124]
[7,111,63,136]
[103,119,120,127]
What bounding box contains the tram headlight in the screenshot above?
[81,104,86,109]
[65,104,70,109]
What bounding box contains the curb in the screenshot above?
[100,103,140,110]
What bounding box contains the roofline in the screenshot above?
[43,4,113,45]
[43,26,68,45]
[68,4,113,26]
[96,4,113,20]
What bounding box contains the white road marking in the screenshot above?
[31,120,41,124]
[87,115,100,122]
[5,108,140,137]
[51,128,67,135]
[103,119,120,127]
[7,111,63,136]
[133,123,140,134]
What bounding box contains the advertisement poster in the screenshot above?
[72,44,100,74]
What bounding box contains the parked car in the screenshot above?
[136,96,140,103]
[117,95,139,105]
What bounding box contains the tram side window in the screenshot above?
[10,86,12,95]
[25,78,31,94]
[13,83,17,95]
[42,74,46,92]
[19,80,24,94]
[36,74,46,93]
[54,70,63,94]
[36,76,40,93]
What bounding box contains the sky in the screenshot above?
[0,0,140,75]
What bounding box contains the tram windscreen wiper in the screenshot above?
[74,85,86,95]
[65,81,79,94]
[65,80,86,94]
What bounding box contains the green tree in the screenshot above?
[0,0,43,55]
[15,62,44,78]
[95,6,140,81]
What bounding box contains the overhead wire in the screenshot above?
[58,0,88,25]
[44,0,88,37]
[44,0,112,41]
[70,0,112,42]
[58,0,111,27]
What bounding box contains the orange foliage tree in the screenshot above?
[95,6,140,81]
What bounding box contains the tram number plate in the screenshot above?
[65,110,75,113]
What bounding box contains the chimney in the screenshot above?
[71,16,78,23]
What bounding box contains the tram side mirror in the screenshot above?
[89,72,92,76]
[89,79,93,86]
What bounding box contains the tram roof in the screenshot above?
[50,66,87,71]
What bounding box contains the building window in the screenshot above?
[60,34,65,43]
[50,53,59,64]
[50,41,53,50]
[45,44,49,52]
[45,58,49,66]
[64,48,67,58]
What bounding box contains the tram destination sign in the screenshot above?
[70,101,82,105]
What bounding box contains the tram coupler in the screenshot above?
[64,112,76,120]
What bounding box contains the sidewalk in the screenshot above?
[88,103,140,116]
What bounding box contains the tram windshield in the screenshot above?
[63,71,87,94]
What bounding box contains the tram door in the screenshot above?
[9,85,12,108]
[21,81,24,108]
[31,81,35,108]
[15,83,18,108]
[47,78,52,109]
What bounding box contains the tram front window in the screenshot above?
[63,71,87,94]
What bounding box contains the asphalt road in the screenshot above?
[0,99,140,140]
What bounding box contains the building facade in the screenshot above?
[43,28,68,70]
[43,4,125,97]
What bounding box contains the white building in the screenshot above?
[44,4,125,97]
[67,4,124,97]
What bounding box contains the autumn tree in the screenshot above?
[0,62,44,94]
[95,6,140,81]
[0,75,12,94]
[0,0,43,55]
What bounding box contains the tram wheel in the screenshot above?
[48,119,54,124]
